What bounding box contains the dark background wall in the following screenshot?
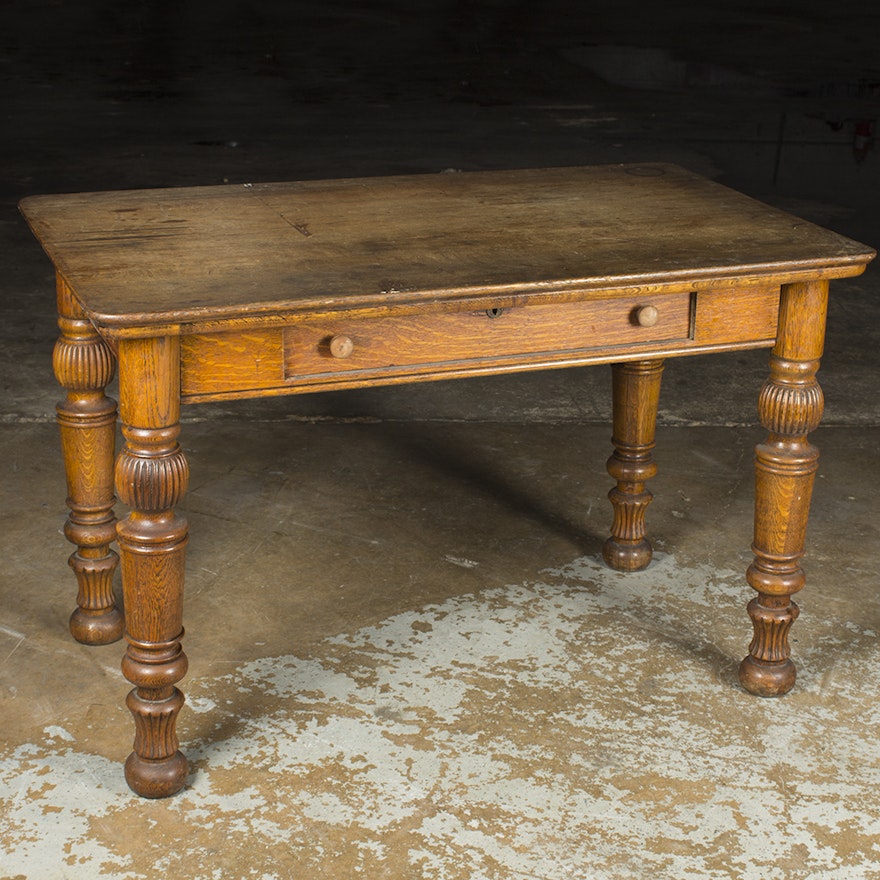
[4,1,878,194]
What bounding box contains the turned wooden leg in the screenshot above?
[740,280,828,696]
[115,336,189,797]
[603,359,665,572]
[52,276,124,645]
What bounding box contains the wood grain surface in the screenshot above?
[20,164,874,336]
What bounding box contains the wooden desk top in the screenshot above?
[21,164,874,336]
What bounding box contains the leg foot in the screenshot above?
[70,606,125,646]
[603,532,653,572]
[124,686,188,798]
[738,655,797,697]
[740,593,800,695]
[125,751,189,799]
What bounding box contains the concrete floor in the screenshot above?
[1,2,880,878]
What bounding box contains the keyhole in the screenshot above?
[486,308,504,318]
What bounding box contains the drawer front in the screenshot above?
[179,286,779,402]
[692,285,779,345]
[283,294,692,384]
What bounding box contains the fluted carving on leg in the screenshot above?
[740,281,828,697]
[746,596,800,663]
[53,276,123,645]
[116,426,189,512]
[54,326,116,391]
[70,550,118,612]
[116,336,190,798]
[757,363,824,437]
[603,360,665,572]
[127,687,186,759]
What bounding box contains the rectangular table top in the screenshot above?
[20,164,874,336]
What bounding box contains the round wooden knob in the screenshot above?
[329,334,354,359]
[635,305,659,327]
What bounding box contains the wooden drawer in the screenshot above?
[283,293,692,384]
[179,286,779,402]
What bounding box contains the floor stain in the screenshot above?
[2,554,879,879]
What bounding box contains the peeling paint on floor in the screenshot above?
[2,554,879,879]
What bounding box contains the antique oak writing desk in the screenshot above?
[20,164,874,798]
